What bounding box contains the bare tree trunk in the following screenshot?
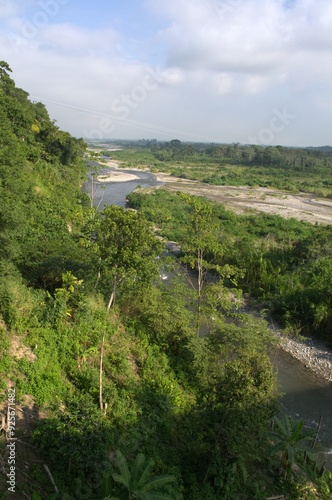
[94,257,102,290]
[196,248,204,334]
[107,275,117,311]
[107,291,115,311]
[90,174,95,208]
[43,464,59,494]
[311,415,322,450]
[182,248,205,334]
[96,190,105,210]
[99,331,105,411]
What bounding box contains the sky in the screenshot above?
[1,0,332,146]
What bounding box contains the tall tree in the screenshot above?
[91,206,163,310]
[177,193,240,332]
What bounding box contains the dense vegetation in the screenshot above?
[127,188,332,342]
[0,63,331,499]
[105,140,332,197]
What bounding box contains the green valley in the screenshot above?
[0,64,331,500]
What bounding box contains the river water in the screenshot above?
[271,349,332,468]
[88,165,332,468]
[86,163,162,208]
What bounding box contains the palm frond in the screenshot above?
[290,420,304,443]
[112,473,130,489]
[113,449,131,488]
[130,452,147,490]
[134,491,177,500]
[140,475,176,492]
[101,470,113,498]
[136,458,155,489]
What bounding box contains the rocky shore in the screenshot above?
[272,325,332,383]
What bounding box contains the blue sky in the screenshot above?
[1,0,332,146]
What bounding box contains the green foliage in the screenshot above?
[1,67,330,499]
[0,62,86,292]
[101,449,179,500]
[270,414,314,478]
[14,320,73,404]
[32,394,114,496]
[128,188,332,341]
[0,264,43,330]
[127,189,192,242]
[126,278,194,355]
[44,271,84,325]
[0,327,10,393]
[316,471,332,498]
[87,205,163,308]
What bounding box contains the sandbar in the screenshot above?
[97,172,140,183]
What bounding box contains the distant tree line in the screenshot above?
[149,140,331,170]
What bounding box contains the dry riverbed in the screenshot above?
[155,173,332,225]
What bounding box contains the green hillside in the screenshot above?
[0,63,331,499]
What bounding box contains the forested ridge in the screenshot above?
[0,63,332,499]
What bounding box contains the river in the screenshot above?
[86,162,162,208]
[87,164,332,469]
[271,349,332,468]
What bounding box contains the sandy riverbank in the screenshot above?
[97,160,141,182]
[96,159,152,182]
[97,172,140,182]
[106,160,149,173]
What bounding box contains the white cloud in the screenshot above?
[0,0,21,19]
[0,0,332,145]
